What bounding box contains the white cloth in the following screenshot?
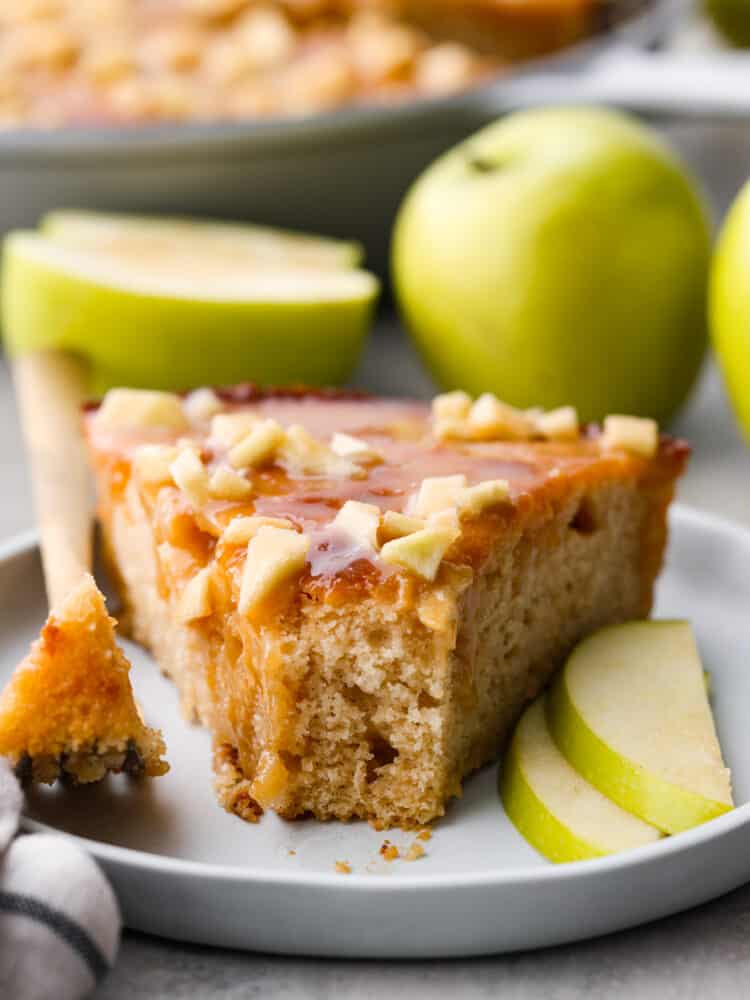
[0,761,22,853]
[0,761,121,999]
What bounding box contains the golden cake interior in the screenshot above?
[0,574,168,785]
[84,386,686,828]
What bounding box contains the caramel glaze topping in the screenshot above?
[84,388,690,609]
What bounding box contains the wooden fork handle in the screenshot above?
[12,351,93,610]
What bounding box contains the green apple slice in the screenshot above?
[2,217,378,395]
[547,621,733,834]
[501,697,662,863]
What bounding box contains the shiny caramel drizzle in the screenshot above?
[85,391,689,600]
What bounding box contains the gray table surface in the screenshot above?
[1,318,750,998]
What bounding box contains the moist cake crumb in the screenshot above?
[380,840,400,861]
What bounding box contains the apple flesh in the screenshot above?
[392,107,711,424]
[547,621,733,834]
[2,214,379,395]
[710,178,750,443]
[501,697,661,863]
[41,210,364,271]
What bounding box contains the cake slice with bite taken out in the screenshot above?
[83,384,687,828]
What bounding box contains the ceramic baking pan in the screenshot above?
[0,0,680,271]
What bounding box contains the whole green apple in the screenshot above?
[710,177,750,442]
[392,108,711,423]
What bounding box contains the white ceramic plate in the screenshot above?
[5,504,750,958]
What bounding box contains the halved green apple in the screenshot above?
[547,621,733,834]
[2,213,379,395]
[501,697,662,863]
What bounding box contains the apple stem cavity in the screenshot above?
[466,154,506,174]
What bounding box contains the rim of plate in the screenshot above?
[10,503,750,892]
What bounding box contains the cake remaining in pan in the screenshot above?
[83,384,686,828]
[0,0,599,127]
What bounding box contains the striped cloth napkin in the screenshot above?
[0,761,121,999]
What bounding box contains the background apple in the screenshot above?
[710,177,750,443]
[392,107,711,424]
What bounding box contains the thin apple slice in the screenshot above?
[501,698,661,863]
[547,621,733,834]
[2,217,378,394]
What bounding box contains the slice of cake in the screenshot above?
[83,385,687,828]
[0,574,168,784]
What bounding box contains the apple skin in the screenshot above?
[392,108,711,424]
[2,233,378,396]
[710,177,750,443]
[704,0,750,47]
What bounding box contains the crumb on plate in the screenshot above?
[379,840,400,862]
[405,842,426,862]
